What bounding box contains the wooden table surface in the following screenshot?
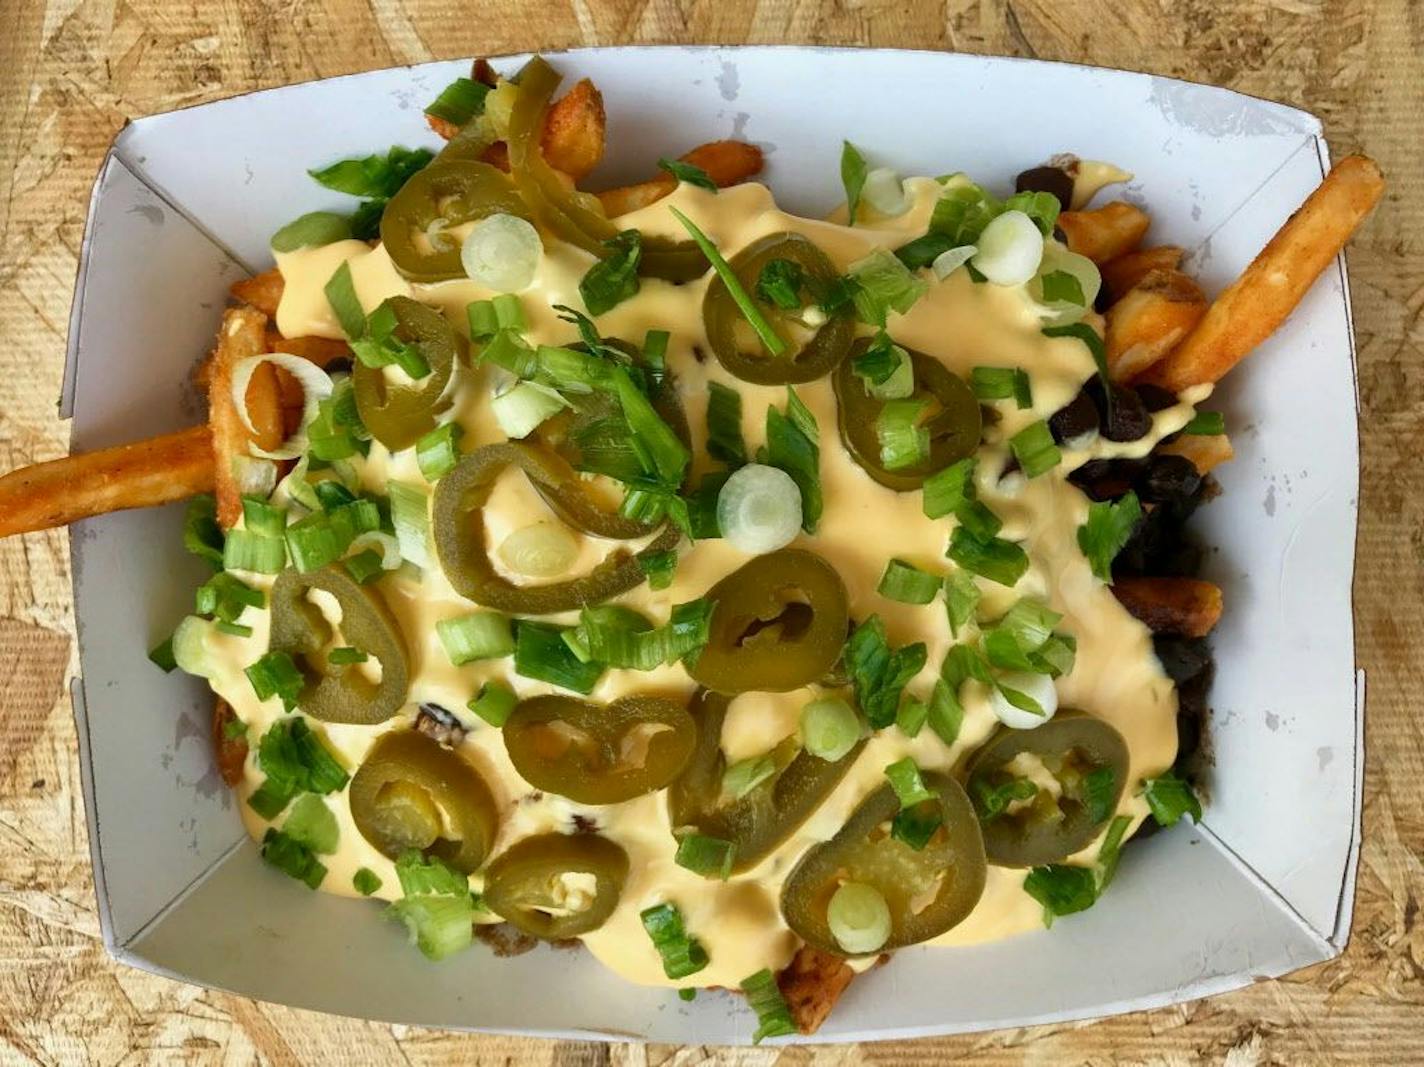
[1,1,1420,1063]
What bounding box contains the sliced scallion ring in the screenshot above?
[715,463,803,555]
[861,167,909,217]
[931,244,978,280]
[971,210,1045,286]
[827,881,892,954]
[461,212,543,292]
[230,354,335,461]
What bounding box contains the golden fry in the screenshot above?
[0,426,215,538]
[1158,432,1235,475]
[777,946,858,1035]
[1058,201,1150,264]
[1142,155,1384,392]
[208,306,272,528]
[230,268,284,317]
[1106,267,1207,381]
[596,141,766,216]
[1113,576,1223,637]
[1101,245,1184,301]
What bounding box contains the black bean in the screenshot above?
[1136,383,1178,413]
[1069,458,1146,502]
[1049,389,1099,443]
[1153,636,1213,685]
[415,703,467,748]
[1015,165,1075,211]
[1086,378,1153,442]
[1141,454,1202,504]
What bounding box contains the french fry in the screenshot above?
[0,426,215,538]
[1141,155,1384,392]
[1101,245,1183,301]
[1158,432,1235,475]
[213,697,249,787]
[266,331,352,368]
[1106,267,1207,381]
[596,140,766,217]
[777,946,857,1035]
[208,306,272,528]
[230,269,284,317]
[1113,576,1223,637]
[1058,201,1150,264]
[427,78,607,182]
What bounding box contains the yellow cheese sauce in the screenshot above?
[209,176,1192,990]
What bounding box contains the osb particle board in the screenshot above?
[0,1,1421,1063]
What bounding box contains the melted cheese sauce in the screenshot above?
[209,177,1192,989]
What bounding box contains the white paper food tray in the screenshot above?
[61,46,1363,1043]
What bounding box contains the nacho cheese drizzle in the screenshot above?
[206,177,1185,988]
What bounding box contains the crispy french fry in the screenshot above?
[427,78,607,181]
[596,140,766,217]
[213,697,248,787]
[266,331,352,368]
[1113,576,1223,637]
[777,946,857,1035]
[1141,155,1385,392]
[1106,267,1207,381]
[0,426,215,538]
[1158,432,1235,475]
[230,269,284,317]
[1058,201,1150,264]
[208,306,272,528]
[1101,245,1183,301]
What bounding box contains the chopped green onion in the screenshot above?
[827,882,892,955]
[260,829,326,889]
[706,381,747,466]
[800,696,861,761]
[514,620,605,694]
[877,558,942,605]
[327,646,368,666]
[892,798,943,851]
[929,181,1002,245]
[875,396,930,470]
[248,716,349,819]
[840,141,869,226]
[271,211,352,253]
[922,458,976,520]
[195,571,264,623]
[971,366,1031,407]
[1009,420,1062,479]
[658,157,716,190]
[575,599,711,672]
[848,249,928,326]
[387,480,432,570]
[241,496,286,536]
[674,833,736,880]
[852,334,915,400]
[183,494,225,569]
[884,757,935,807]
[1043,323,1112,415]
[424,76,489,125]
[973,776,1039,821]
[416,422,464,482]
[309,146,432,199]
[437,612,515,666]
[1183,411,1225,436]
[466,299,501,341]
[245,650,304,711]
[282,793,339,854]
[1077,491,1142,582]
[1030,632,1078,678]
[954,498,1002,541]
[928,677,964,746]
[982,598,1062,672]
[742,968,797,1043]
[947,528,1030,587]
[1024,864,1097,924]
[609,365,691,484]
[216,620,254,638]
[491,381,568,440]
[467,681,518,727]
[1040,269,1086,306]
[284,511,350,573]
[669,206,786,356]
[1003,190,1062,236]
[579,229,642,316]
[971,210,1045,286]
[639,550,678,591]
[353,867,382,896]
[755,258,805,310]
[678,988,697,1002]
[344,548,386,584]
[723,755,776,800]
[307,381,370,462]
[894,231,959,271]
[148,635,177,673]
[388,851,476,960]
[943,570,981,637]
[222,529,287,574]
[845,616,928,729]
[640,903,709,980]
[643,329,670,373]
[1083,766,1118,825]
[491,292,525,332]
[394,849,469,897]
[686,471,729,539]
[758,388,821,532]
[323,261,366,340]
[1097,813,1133,887]
[896,696,929,738]
[1142,771,1203,826]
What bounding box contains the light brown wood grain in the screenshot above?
[0,1,1421,1064]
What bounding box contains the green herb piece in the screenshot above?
[896,696,929,738]
[574,600,712,671]
[1182,411,1225,436]
[639,550,678,591]
[845,616,928,729]
[514,620,605,694]
[323,262,366,341]
[973,776,1039,821]
[849,250,929,326]
[244,650,304,711]
[706,381,747,466]
[271,211,352,253]
[640,902,709,979]
[840,141,869,226]
[742,967,797,1043]
[282,793,339,854]
[1040,269,1086,306]
[1142,772,1203,826]
[658,157,717,190]
[947,527,1030,587]
[437,611,515,666]
[467,681,518,727]
[353,867,383,896]
[722,755,776,800]
[416,422,464,482]
[876,396,930,470]
[309,146,432,199]
[755,258,805,310]
[877,559,942,605]
[388,851,475,960]
[1077,491,1142,582]
[196,571,264,624]
[1002,190,1061,236]
[674,833,736,880]
[580,229,643,315]
[148,635,177,673]
[183,494,225,569]
[246,716,348,820]
[344,548,386,585]
[758,388,821,532]
[424,77,489,126]
[922,458,976,520]
[1010,420,1062,479]
[943,570,980,637]
[1043,323,1112,414]
[670,206,787,356]
[260,829,327,889]
[929,181,1002,245]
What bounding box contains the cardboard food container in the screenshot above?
[63,47,1363,1043]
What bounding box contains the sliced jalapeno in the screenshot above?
[484,832,629,938]
[349,729,498,873]
[504,694,696,804]
[686,549,850,694]
[381,159,531,282]
[668,688,866,874]
[964,711,1130,867]
[833,339,982,490]
[703,232,855,384]
[353,296,464,452]
[268,565,410,725]
[780,773,986,954]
